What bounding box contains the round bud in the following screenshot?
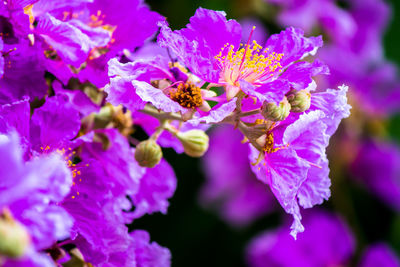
[261,98,291,121]
[0,217,30,258]
[135,140,163,168]
[176,130,209,157]
[287,89,311,112]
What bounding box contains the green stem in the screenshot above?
[140,104,183,121]
[150,120,168,141]
[237,109,260,118]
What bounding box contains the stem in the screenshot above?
[237,108,260,118]
[140,104,183,121]
[150,120,168,141]
[236,121,263,151]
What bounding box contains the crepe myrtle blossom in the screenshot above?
[0,132,73,267]
[247,210,400,267]
[242,85,351,238]
[0,96,174,265]
[4,0,163,87]
[246,210,355,267]
[60,129,174,266]
[158,7,328,104]
[265,0,400,115]
[105,52,238,126]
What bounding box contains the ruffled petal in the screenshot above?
[128,159,177,220]
[30,95,81,151]
[266,27,323,69]
[189,97,237,125]
[133,80,188,113]
[157,7,241,82]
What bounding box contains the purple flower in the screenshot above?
[62,129,175,265]
[0,132,73,266]
[246,210,355,267]
[35,13,111,68]
[249,85,350,238]
[158,8,326,102]
[106,54,238,126]
[128,159,177,220]
[200,125,276,227]
[131,230,171,267]
[359,243,400,267]
[267,0,400,115]
[351,139,400,211]
[0,95,81,157]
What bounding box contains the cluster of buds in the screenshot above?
[261,89,311,121]
[135,127,209,168]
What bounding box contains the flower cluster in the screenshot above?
[0,0,356,265]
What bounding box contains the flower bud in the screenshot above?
[0,214,30,258]
[135,140,163,168]
[176,130,209,157]
[261,98,291,121]
[286,89,311,112]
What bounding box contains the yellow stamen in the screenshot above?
[169,83,203,108]
[215,39,284,85]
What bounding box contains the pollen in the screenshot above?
[263,132,289,154]
[169,83,203,108]
[215,36,284,85]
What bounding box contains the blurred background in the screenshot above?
[130,0,400,266]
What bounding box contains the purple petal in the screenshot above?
[88,0,163,54]
[132,230,171,267]
[157,8,242,82]
[240,79,290,105]
[311,85,351,136]
[133,80,188,113]
[201,125,276,227]
[246,210,355,267]
[0,41,47,104]
[266,27,323,69]
[359,243,400,267]
[35,13,110,67]
[105,77,147,112]
[189,97,237,125]
[128,159,177,220]
[30,95,81,151]
[351,140,400,211]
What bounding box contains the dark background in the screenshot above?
[131,0,400,266]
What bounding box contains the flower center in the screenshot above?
[215,27,284,86]
[263,132,276,154]
[169,82,203,108]
[263,132,289,154]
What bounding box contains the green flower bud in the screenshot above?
[0,213,30,258]
[176,130,209,157]
[261,97,291,121]
[135,140,163,168]
[287,89,311,112]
